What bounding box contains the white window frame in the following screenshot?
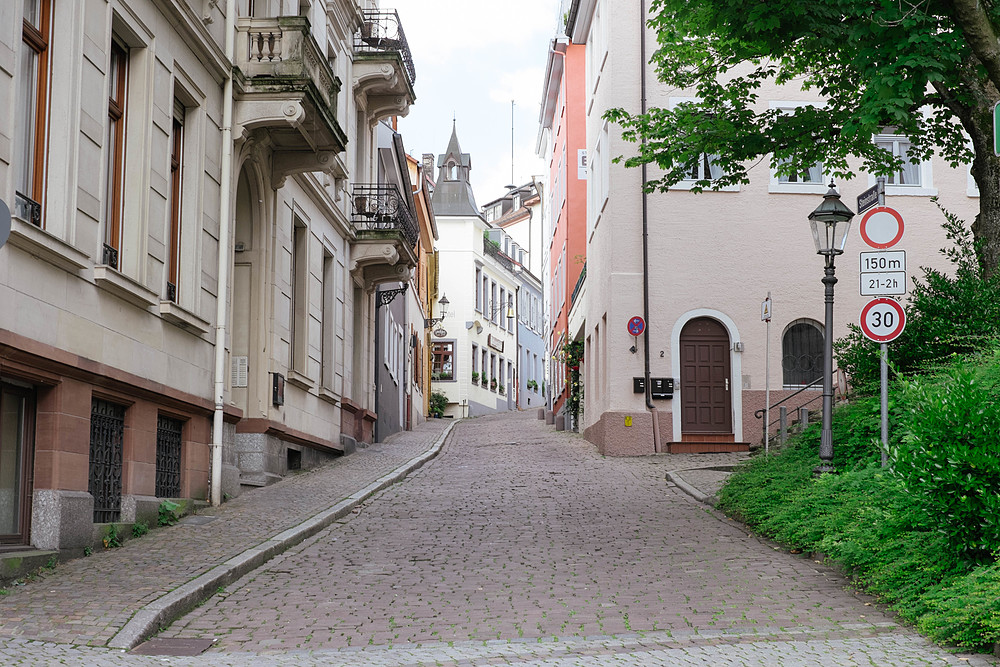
[869,130,937,197]
[665,97,739,193]
[768,101,829,194]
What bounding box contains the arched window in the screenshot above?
[782,320,823,388]
[448,163,458,180]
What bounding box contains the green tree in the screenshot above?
[606,0,1000,276]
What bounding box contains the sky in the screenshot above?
[388,0,563,207]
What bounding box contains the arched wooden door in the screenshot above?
[679,318,732,434]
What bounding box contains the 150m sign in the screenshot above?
[859,298,906,343]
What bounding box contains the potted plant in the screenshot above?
[498,383,505,395]
[490,378,497,391]
[472,371,480,384]
[527,379,538,391]
[429,390,448,418]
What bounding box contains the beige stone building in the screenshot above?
[555,0,980,455]
[0,0,419,555]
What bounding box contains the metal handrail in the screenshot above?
[754,377,823,420]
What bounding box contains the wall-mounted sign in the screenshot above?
[627,316,645,337]
[433,328,448,338]
[577,149,588,179]
[487,334,504,352]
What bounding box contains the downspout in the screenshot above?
[639,0,662,453]
[211,0,237,506]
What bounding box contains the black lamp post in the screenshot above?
[424,294,449,329]
[808,182,855,474]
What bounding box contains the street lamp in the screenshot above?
[808,181,854,474]
[424,294,449,329]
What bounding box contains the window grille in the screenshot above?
[89,399,124,523]
[156,415,183,498]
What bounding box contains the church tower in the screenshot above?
[431,122,480,217]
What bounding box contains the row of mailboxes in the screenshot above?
[632,377,674,399]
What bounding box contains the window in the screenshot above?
[103,39,129,269]
[15,0,51,226]
[872,130,936,196]
[90,398,125,523]
[482,273,489,315]
[155,415,183,498]
[769,102,827,194]
[432,342,454,380]
[166,100,185,301]
[499,288,506,329]
[472,344,478,376]
[490,281,497,323]
[475,267,482,312]
[490,354,497,389]
[321,250,336,390]
[782,321,824,388]
[507,292,514,331]
[290,219,309,375]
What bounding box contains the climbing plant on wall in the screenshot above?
[562,340,584,424]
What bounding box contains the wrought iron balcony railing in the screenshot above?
[483,236,515,272]
[350,184,419,247]
[354,10,416,87]
[570,261,587,306]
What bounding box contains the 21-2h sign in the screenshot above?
[860,298,906,343]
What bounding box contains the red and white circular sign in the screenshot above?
[859,206,905,249]
[859,298,906,343]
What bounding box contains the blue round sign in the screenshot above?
[627,316,645,337]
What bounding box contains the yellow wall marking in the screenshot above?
[624,416,633,427]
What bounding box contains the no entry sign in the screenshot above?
[859,206,905,249]
[860,298,906,343]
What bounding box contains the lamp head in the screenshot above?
[808,181,855,255]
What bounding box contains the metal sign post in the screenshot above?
[881,343,888,466]
[762,293,772,455]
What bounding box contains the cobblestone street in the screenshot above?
[0,411,994,665]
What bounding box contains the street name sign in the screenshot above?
[859,206,905,249]
[860,298,906,343]
[857,184,879,214]
[860,250,907,296]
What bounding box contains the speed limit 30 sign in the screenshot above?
[859,298,906,343]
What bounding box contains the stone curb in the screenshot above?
[665,470,717,506]
[107,420,460,650]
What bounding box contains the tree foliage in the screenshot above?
[606,0,1000,275]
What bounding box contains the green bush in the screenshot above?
[894,362,1000,564]
[132,521,149,538]
[918,562,1000,649]
[835,204,1000,395]
[429,390,448,418]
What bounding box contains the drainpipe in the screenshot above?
[211,0,237,506]
[639,0,662,453]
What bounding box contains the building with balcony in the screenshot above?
[0,0,419,560]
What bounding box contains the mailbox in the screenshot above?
[651,377,674,400]
[633,377,646,393]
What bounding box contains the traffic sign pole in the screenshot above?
[880,343,888,467]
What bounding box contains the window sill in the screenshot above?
[318,387,340,405]
[159,300,210,334]
[286,369,314,391]
[883,185,938,197]
[7,218,90,273]
[672,180,740,193]
[768,182,829,195]
[93,265,158,309]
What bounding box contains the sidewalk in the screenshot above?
[0,417,456,650]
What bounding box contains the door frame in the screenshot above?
[670,309,743,442]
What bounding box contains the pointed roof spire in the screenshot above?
[432,122,480,217]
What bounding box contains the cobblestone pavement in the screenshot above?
[0,418,450,647]
[143,411,986,665]
[0,411,993,665]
